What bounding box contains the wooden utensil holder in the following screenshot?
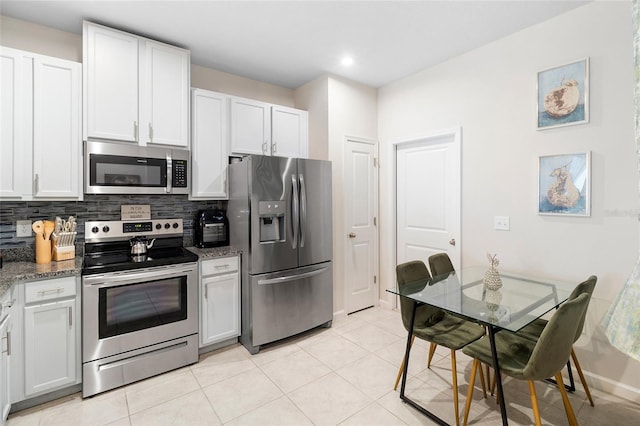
[35,237,52,264]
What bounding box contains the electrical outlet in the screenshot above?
[494,216,510,231]
[16,220,32,237]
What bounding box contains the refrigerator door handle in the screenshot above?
[257,266,329,285]
[299,173,307,247]
[291,174,299,249]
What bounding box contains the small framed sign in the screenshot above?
[121,205,151,220]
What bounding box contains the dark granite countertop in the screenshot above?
[187,246,241,260]
[0,257,83,297]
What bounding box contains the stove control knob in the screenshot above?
[102,226,110,233]
[155,223,162,230]
[164,223,171,229]
[91,226,99,234]
[172,222,179,229]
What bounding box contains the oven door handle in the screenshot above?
[83,266,195,287]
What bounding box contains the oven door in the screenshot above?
[82,263,198,363]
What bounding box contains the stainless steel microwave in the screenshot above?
[84,141,189,195]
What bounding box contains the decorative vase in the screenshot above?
[483,253,502,290]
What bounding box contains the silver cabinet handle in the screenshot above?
[69,306,73,327]
[134,121,138,141]
[262,141,268,154]
[6,331,10,356]
[149,123,153,143]
[204,283,208,299]
[37,287,65,296]
[272,142,277,154]
[214,264,230,270]
[34,173,39,195]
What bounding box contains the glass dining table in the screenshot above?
[386,266,580,426]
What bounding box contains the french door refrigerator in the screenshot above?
[228,155,333,354]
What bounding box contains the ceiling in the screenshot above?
[0,1,589,89]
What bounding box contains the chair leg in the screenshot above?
[478,363,487,399]
[427,342,438,368]
[463,359,480,426]
[528,381,542,426]
[571,348,594,407]
[556,373,579,426]
[451,350,460,426]
[394,334,416,390]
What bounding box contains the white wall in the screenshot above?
[378,1,640,400]
[295,77,329,160]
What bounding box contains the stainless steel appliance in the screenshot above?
[195,209,229,248]
[84,140,189,195]
[81,218,199,397]
[228,155,333,354]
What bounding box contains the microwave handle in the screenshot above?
[166,154,172,193]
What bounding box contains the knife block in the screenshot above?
[52,240,75,261]
[35,237,52,264]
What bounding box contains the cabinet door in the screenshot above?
[201,272,240,346]
[191,89,228,199]
[140,40,190,147]
[271,106,308,158]
[0,48,28,198]
[0,315,11,423]
[84,23,139,142]
[23,299,75,396]
[32,57,81,198]
[230,97,271,156]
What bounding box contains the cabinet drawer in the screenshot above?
[25,276,76,303]
[202,256,238,276]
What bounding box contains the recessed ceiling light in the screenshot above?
[341,56,354,67]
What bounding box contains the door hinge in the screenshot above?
[374,275,377,284]
[373,217,377,226]
[373,158,378,167]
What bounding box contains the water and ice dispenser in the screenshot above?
[259,201,285,242]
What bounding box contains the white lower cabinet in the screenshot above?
[0,287,14,425]
[12,276,81,403]
[200,256,240,347]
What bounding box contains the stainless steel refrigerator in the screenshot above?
[228,155,333,354]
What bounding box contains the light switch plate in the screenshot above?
[16,220,32,237]
[494,216,510,231]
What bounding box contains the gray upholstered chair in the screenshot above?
[516,275,597,406]
[461,292,591,426]
[395,260,486,426]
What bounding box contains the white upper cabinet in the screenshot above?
[1,47,82,201]
[83,22,190,148]
[191,89,229,199]
[230,97,308,158]
[272,105,308,158]
[230,97,271,156]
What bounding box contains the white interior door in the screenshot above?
[345,138,379,314]
[396,130,461,274]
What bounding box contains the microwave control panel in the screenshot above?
[173,160,188,188]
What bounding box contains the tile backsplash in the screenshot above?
[0,195,225,258]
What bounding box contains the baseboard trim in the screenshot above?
[583,370,640,403]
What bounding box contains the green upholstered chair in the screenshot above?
[427,253,457,367]
[517,275,597,407]
[461,292,591,426]
[395,260,486,426]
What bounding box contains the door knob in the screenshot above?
[449,238,456,246]
[348,232,356,238]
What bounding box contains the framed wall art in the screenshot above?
[538,152,591,216]
[537,58,589,130]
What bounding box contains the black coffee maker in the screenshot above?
[195,209,229,248]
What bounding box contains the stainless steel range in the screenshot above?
[81,218,199,397]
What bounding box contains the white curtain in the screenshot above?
[602,0,640,362]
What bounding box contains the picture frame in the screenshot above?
[538,152,591,216]
[537,58,589,130]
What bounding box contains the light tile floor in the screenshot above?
[7,307,640,425]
